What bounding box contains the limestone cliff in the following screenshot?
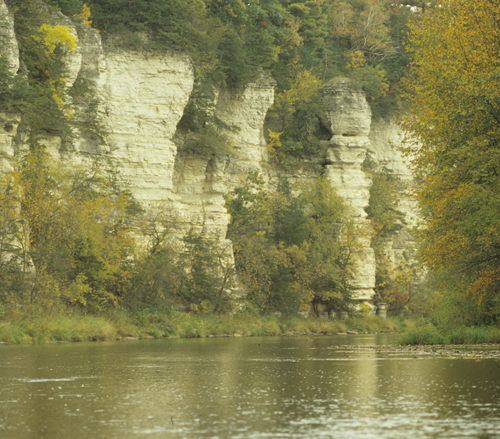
[321,77,376,301]
[0,0,416,307]
[0,0,18,76]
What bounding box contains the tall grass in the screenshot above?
[0,306,402,344]
[446,326,500,344]
[396,325,447,345]
[397,324,500,345]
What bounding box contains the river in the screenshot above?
[1,334,500,438]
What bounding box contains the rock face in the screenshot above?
[0,112,20,174]
[0,3,416,305]
[100,50,194,203]
[172,71,277,240]
[321,77,376,300]
[0,0,19,75]
[368,119,417,268]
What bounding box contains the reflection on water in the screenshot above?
[1,335,500,438]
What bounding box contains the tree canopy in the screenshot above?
[225,174,355,315]
[401,0,500,323]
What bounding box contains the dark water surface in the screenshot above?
[1,334,500,438]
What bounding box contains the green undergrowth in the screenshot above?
[397,322,500,346]
[0,306,404,345]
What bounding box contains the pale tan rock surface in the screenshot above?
[0,0,19,76]
[322,77,376,300]
[98,51,194,204]
[368,119,417,268]
[0,112,20,174]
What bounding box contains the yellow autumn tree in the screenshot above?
[33,24,78,119]
[74,4,93,28]
[401,0,500,322]
[18,147,136,309]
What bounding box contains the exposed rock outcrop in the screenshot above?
[0,112,20,174]
[172,71,276,239]
[99,50,194,203]
[0,2,417,307]
[321,77,376,300]
[0,0,19,75]
[368,119,417,268]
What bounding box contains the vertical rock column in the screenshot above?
[0,0,20,174]
[215,70,277,172]
[171,71,277,244]
[368,119,417,267]
[0,0,19,77]
[321,77,375,301]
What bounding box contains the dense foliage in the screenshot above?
[0,150,235,313]
[1,155,357,317]
[401,0,500,324]
[226,173,356,315]
[3,0,411,162]
[363,156,415,314]
[2,0,104,147]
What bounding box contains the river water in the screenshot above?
[1,334,500,438]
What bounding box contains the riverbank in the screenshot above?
[3,306,500,347]
[397,324,500,346]
[0,306,402,345]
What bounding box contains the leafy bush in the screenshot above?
[396,325,446,345]
[226,173,355,315]
[12,147,137,310]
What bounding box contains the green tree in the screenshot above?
[123,207,236,314]
[225,173,354,315]
[18,147,136,309]
[176,234,235,314]
[4,0,104,146]
[298,176,354,314]
[266,65,327,164]
[401,0,500,323]
[0,175,32,304]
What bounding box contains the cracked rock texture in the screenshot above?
[368,119,417,269]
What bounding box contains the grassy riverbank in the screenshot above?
[396,323,500,346]
[0,306,403,345]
